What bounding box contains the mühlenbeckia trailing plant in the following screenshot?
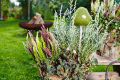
[24,0,107,80]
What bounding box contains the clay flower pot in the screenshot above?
[48,75,63,80]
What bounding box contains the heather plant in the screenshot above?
[25,1,107,80]
[24,27,59,79]
[91,0,120,57]
[91,0,120,32]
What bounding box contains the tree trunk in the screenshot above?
[0,0,2,20]
[28,0,30,20]
[22,6,28,19]
[21,0,32,20]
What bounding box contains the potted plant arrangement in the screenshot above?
[91,0,120,76]
[91,0,120,60]
[24,1,107,80]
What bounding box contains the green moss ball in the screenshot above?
[74,7,92,26]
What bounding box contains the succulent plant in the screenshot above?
[73,7,92,26]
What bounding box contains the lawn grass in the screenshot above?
[0,18,113,80]
[0,19,40,80]
[91,65,113,72]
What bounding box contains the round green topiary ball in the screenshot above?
[73,7,92,26]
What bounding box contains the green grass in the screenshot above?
[91,65,113,72]
[0,19,40,80]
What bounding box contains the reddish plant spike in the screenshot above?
[41,28,52,48]
[28,48,33,54]
[43,48,52,57]
[104,10,110,18]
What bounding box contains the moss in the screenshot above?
[74,7,92,26]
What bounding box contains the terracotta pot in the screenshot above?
[49,75,63,80]
[87,72,119,80]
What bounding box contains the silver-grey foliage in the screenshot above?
[50,3,108,79]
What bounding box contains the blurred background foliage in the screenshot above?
[0,0,10,19]
[0,0,92,20]
[116,0,120,3]
[0,0,120,20]
[31,0,91,20]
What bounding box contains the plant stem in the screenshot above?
[79,26,83,52]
